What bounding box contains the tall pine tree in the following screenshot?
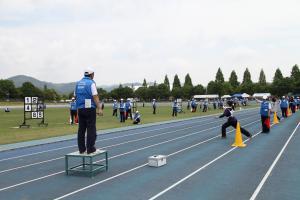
[258,69,266,85]
[242,68,252,84]
[183,73,193,87]
[172,74,181,89]
[142,79,147,87]
[229,70,239,89]
[215,68,224,83]
[291,64,300,80]
[273,68,283,82]
[163,75,170,91]
[290,64,300,94]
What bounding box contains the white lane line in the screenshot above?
[0,115,218,162]
[0,115,257,174]
[52,120,259,200]
[249,122,300,200]
[148,123,279,200]
[0,124,221,182]
[0,118,259,192]
[148,130,264,200]
[0,108,257,162]
[0,118,220,174]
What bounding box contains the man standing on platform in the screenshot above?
[75,68,103,154]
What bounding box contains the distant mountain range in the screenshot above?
[8,75,143,94]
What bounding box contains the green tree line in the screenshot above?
[1,65,299,101]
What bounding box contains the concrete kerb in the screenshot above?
[0,107,259,152]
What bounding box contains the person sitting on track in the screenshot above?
[218,100,252,139]
[133,110,141,124]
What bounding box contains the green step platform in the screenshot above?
[65,149,108,177]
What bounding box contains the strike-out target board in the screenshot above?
[19,97,48,128]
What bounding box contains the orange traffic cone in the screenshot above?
[232,122,246,147]
[288,107,292,116]
[273,112,279,124]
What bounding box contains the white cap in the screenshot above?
[71,97,75,100]
[263,95,268,100]
[282,96,285,98]
[84,67,94,75]
[136,110,139,113]
[120,98,123,101]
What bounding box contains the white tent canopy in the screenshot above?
[221,95,231,99]
[194,94,219,99]
[241,93,250,98]
[253,93,271,98]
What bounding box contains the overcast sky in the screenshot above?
[0,0,300,86]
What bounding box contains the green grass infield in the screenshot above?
[0,103,258,145]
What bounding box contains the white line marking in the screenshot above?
[0,108,257,162]
[0,116,218,162]
[0,119,214,174]
[148,123,279,200]
[51,120,259,200]
[249,122,300,200]
[148,129,264,200]
[0,115,256,174]
[0,118,259,193]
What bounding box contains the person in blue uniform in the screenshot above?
[74,68,103,154]
[191,99,197,112]
[202,100,208,112]
[289,96,296,113]
[213,99,217,110]
[152,99,157,114]
[172,100,178,117]
[112,100,118,117]
[119,98,126,122]
[125,99,132,120]
[297,97,300,110]
[133,110,141,124]
[70,97,77,124]
[260,95,271,133]
[218,100,252,138]
[280,96,288,118]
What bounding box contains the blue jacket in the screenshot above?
[113,102,118,110]
[70,102,77,111]
[172,102,178,110]
[280,99,288,108]
[125,101,131,110]
[260,101,270,117]
[119,102,125,112]
[75,77,96,109]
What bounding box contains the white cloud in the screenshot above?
[0,0,300,86]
